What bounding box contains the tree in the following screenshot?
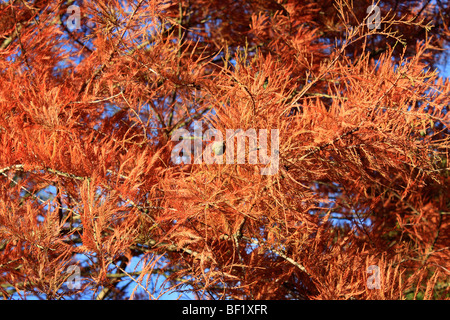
[0,0,449,300]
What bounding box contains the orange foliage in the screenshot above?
[0,0,449,299]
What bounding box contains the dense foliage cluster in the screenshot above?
[0,0,449,299]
